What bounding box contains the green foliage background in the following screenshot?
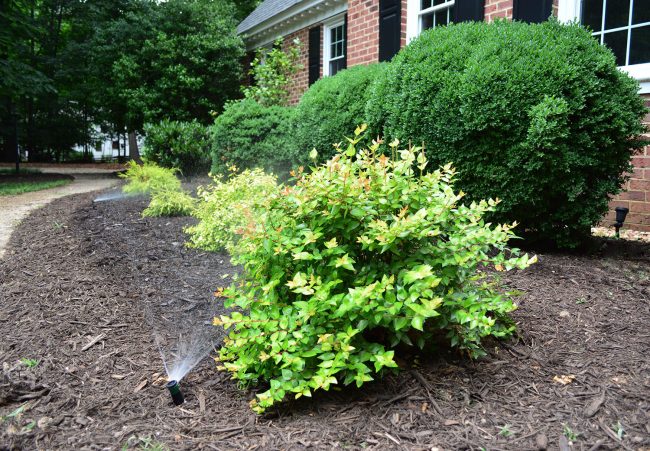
[143,120,211,175]
[211,99,296,176]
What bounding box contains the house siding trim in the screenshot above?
[241,0,347,50]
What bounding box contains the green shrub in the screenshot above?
[120,161,181,195]
[293,64,386,163]
[143,189,196,217]
[366,20,647,248]
[211,99,295,176]
[216,129,536,413]
[185,168,278,252]
[143,120,211,175]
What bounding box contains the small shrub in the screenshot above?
[216,129,536,413]
[186,169,278,252]
[120,161,181,195]
[143,190,196,217]
[211,99,295,176]
[293,63,386,164]
[242,37,303,107]
[366,19,647,247]
[142,120,211,175]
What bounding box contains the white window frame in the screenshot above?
[407,0,455,42]
[558,0,650,93]
[323,15,346,77]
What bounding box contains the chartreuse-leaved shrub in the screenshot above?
[120,161,196,218]
[292,63,386,164]
[143,190,196,217]
[211,99,295,176]
[366,19,647,248]
[185,169,278,252]
[120,160,181,195]
[216,128,537,413]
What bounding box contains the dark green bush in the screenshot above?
[211,99,295,176]
[143,120,211,175]
[293,64,386,163]
[366,19,647,248]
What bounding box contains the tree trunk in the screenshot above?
[128,131,141,163]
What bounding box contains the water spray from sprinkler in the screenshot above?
[166,380,184,406]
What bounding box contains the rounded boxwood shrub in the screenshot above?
[293,63,386,163]
[142,120,211,175]
[211,99,295,176]
[366,19,647,248]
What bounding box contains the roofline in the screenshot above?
[239,0,347,50]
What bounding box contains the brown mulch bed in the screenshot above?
[0,191,649,450]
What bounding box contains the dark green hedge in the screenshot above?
[366,19,647,247]
[293,63,386,163]
[211,99,295,176]
[143,119,211,175]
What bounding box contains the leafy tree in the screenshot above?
[109,0,244,128]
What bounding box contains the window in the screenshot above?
[324,19,346,76]
[559,0,650,92]
[420,0,455,31]
[581,0,650,67]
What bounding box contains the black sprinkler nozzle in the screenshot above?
[166,380,184,406]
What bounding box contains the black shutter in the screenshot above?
[308,26,321,85]
[513,0,553,23]
[453,0,485,23]
[378,0,401,62]
[342,14,348,70]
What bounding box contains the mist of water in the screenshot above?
[94,190,131,203]
[150,312,220,382]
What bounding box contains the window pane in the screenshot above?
[421,0,432,10]
[582,0,603,32]
[422,12,433,30]
[433,0,446,5]
[604,0,630,29]
[630,25,650,64]
[603,29,628,66]
[337,41,343,57]
[435,8,448,26]
[331,27,337,43]
[633,0,650,24]
[330,58,345,76]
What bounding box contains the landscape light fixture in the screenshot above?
[614,207,629,238]
[166,380,184,406]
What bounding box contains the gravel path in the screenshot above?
[0,171,120,260]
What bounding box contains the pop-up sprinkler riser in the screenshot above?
[166,380,184,406]
[614,207,629,238]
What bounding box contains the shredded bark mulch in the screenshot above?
[0,191,649,450]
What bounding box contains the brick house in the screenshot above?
[237,0,650,230]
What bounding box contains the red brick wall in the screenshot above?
[484,0,513,21]
[607,94,650,232]
[282,27,314,105]
[347,0,380,67]
[484,0,559,22]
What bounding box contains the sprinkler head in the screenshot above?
[615,207,629,225]
[613,207,630,238]
[166,380,184,406]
